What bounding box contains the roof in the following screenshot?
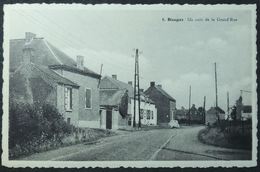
[243,105,252,113]
[10,37,100,78]
[145,85,176,102]
[12,62,79,88]
[99,76,134,96]
[207,107,225,114]
[49,65,101,79]
[155,85,176,102]
[99,76,154,104]
[100,89,127,106]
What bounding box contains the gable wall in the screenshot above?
[145,87,170,124]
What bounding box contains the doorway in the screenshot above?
[106,110,112,129]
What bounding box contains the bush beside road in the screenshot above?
[198,121,252,150]
[9,102,115,159]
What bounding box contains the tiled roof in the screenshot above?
[99,76,134,97]
[153,85,176,102]
[100,89,127,106]
[207,106,225,114]
[13,63,79,88]
[99,76,154,104]
[243,105,252,113]
[49,65,101,79]
[9,37,100,78]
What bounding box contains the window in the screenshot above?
[65,87,72,111]
[140,109,144,119]
[85,88,92,108]
[151,111,154,119]
[147,110,151,119]
[67,118,71,125]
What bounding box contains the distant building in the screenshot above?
[236,96,252,120]
[205,107,225,125]
[144,82,176,126]
[175,105,204,124]
[175,107,188,122]
[99,75,157,129]
[9,32,101,128]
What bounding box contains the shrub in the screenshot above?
[9,101,73,151]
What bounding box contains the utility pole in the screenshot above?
[227,92,230,115]
[188,85,191,125]
[133,49,141,128]
[203,96,206,124]
[97,64,103,88]
[214,62,220,123]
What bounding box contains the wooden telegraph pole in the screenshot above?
[214,62,220,124]
[203,96,206,124]
[227,92,230,115]
[188,85,191,125]
[133,49,141,128]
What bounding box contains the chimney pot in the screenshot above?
[112,75,117,80]
[128,81,132,86]
[140,89,144,92]
[150,81,155,87]
[25,32,36,42]
[76,55,84,70]
[157,84,162,88]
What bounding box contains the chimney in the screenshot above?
[157,84,162,88]
[128,81,132,86]
[25,32,36,43]
[22,44,34,64]
[150,81,155,87]
[112,74,117,80]
[76,55,84,70]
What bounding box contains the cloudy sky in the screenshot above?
[4,4,256,110]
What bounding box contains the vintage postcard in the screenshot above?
[1,4,257,168]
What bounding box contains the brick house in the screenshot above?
[144,82,176,126]
[9,32,101,128]
[99,75,157,128]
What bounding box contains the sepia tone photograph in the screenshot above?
[1,4,257,168]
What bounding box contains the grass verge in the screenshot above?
[198,125,251,150]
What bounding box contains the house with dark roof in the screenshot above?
[144,82,176,126]
[10,32,101,128]
[99,75,157,129]
[205,106,225,125]
[10,46,80,126]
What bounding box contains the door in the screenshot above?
[106,110,112,129]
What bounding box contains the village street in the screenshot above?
[20,126,251,161]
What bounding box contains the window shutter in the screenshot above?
[64,87,68,110]
[70,88,72,109]
[85,88,91,108]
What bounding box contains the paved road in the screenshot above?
[21,126,251,161]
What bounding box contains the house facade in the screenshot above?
[9,48,80,126]
[9,32,101,128]
[99,89,129,130]
[205,107,225,125]
[99,75,157,128]
[144,82,176,126]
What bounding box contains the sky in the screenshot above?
[4,4,256,110]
